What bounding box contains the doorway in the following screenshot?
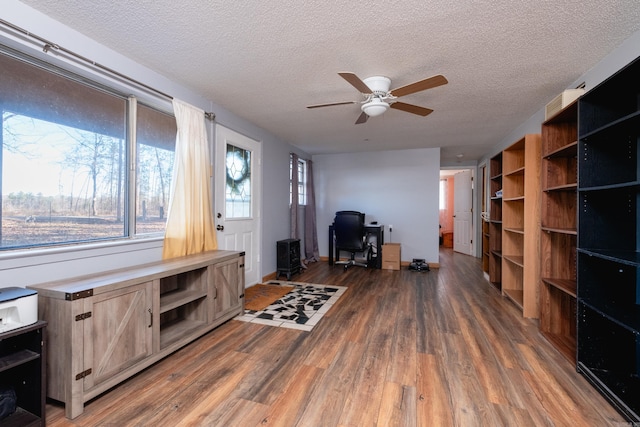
[439,168,474,256]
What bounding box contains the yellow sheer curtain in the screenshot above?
[162,98,217,259]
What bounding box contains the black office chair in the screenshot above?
[334,210,369,270]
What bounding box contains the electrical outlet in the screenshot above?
[389,224,393,232]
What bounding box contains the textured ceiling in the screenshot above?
[18,0,640,163]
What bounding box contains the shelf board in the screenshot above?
[160,318,208,349]
[160,289,208,314]
[578,180,640,193]
[577,248,640,267]
[579,300,640,335]
[503,255,524,267]
[490,250,502,258]
[541,226,577,235]
[540,330,576,365]
[543,183,577,192]
[503,288,524,309]
[577,363,640,422]
[504,227,524,235]
[504,166,525,176]
[503,196,524,202]
[490,173,502,180]
[580,109,640,140]
[543,141,578,159]
[541,277,577,298]
[0,349,40,374]
[1,407,41,427]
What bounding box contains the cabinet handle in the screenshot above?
[148,308,153,328]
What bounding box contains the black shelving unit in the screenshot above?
[0,320,47,427]
[577,54,640,423]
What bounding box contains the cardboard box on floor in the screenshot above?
[382,243,401,270]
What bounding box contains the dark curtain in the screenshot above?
[304,159,319,261]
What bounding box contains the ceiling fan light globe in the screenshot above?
[361,99,389,117]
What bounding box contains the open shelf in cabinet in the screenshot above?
[482,220,490,273]
[0,321,46,427]
[578,187,637,251]
[503,228,524,309]
[578,55,640,136]
[577,251,640,332]
[579,115,640,189]
[159,267,209,350]
[578,302,640,421]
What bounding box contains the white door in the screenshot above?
[453,169,473,255]
[215,125,261,286]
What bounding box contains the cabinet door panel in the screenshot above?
[211,257,243,320]
[83,282,153,390]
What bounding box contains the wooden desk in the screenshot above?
[328,224,384,269]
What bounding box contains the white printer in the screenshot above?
[0,287,37,333]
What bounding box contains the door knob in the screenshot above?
[216,224,224,231]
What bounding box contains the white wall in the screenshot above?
[313,148,440,264]
[0,1,306,286]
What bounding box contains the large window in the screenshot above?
[0,49,175,250]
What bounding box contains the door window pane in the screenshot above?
[225,144,251,218]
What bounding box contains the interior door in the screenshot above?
[214,125,261,286]
[453,169,473,255]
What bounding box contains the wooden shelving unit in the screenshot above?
[501,134,541,318]
[539,100,578,364]
[488,152,503,290]
[482,220,490,274]
[481,164,490,276]
[159,267,209,350]
[576,55,640,423]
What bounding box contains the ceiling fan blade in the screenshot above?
[390,74,448,98]
[338,72,373,94]
[355,111,369,124]
[307,101,357,109]
[390,102,434,116]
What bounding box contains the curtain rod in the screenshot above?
[0,18,215,121]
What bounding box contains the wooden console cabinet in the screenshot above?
[27,250,244,419]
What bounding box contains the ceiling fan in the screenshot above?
[307,72,448,124]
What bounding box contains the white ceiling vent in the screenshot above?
[545,89,585,120]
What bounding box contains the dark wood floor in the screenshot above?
[46,249,626,426]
